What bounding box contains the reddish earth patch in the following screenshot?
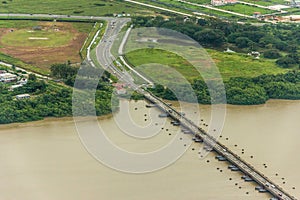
[0,22,87,71]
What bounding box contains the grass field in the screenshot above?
[0,20,39,28]
[0,52,48,75]
[0,0,156,16]
[219,3,274,15]
[0,20,94,72]
[185,0,212,4]
[125,48,288,82]
[207,49,288,79]
[79,21,105,59]
[240,0,287,6]
[136,0,261,21]
[1,28,73,48]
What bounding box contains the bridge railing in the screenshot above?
[143,91,297,200]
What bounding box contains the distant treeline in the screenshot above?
[133,16,300,69]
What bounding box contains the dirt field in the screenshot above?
[0,22,88,71]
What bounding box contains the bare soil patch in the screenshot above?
[0,22,87,71]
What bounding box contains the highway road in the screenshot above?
[94,17,140,89]
[93,17,297,200]
[0,11,296,199]
[94,17,152,90]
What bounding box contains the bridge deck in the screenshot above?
[95,16,297,200]
[143,93,297,200]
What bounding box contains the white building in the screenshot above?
[16,94,30,100]
[9,84,23,91]
[0,73,17,83]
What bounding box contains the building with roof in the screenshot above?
[16,94,30,100]
[9,84,23,91]
[0,73,17,83]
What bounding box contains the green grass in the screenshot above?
[0,20,39,28]
[0,20,95,74]
[219,3,274,15]
[71,22,94,33]
[80,21,106,59]
[136,0,258,21]
[239,0,287,6]
[0,0,155,16]
[0,52,48,75]
[126,48,200,82]
[185,0,212,4]
[1,28,73,48]
[90,22,107,50]
[125,48,288,82]
[207,49,288,79]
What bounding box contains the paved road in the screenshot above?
[94,17,136,84]
[0,11,296,199]
[118,25,154,86]
[93,16,297,200]
[0,13,120,77]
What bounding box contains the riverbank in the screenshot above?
[1,98,299,126]
[0,114,113,129]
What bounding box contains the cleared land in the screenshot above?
[0,20,93,71]
[125,48,288,82]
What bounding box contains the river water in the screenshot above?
[0,99,299,200]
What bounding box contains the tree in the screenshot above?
[235,37,252,48]
[263,49,281,59]
[276,56,297,68]
[50,63,78,79]
[194,29,225,47]
[28,73,37,81]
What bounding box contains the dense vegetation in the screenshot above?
[131,16,300,105]
[149,71,300,105]
[0,63,116,124]
[133,16,300,69]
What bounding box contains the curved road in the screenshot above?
[93,17,297,200]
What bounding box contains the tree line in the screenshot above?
[133,16,300,69]
[149,71,300,105]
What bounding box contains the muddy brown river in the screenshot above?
[0,99,299,200]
